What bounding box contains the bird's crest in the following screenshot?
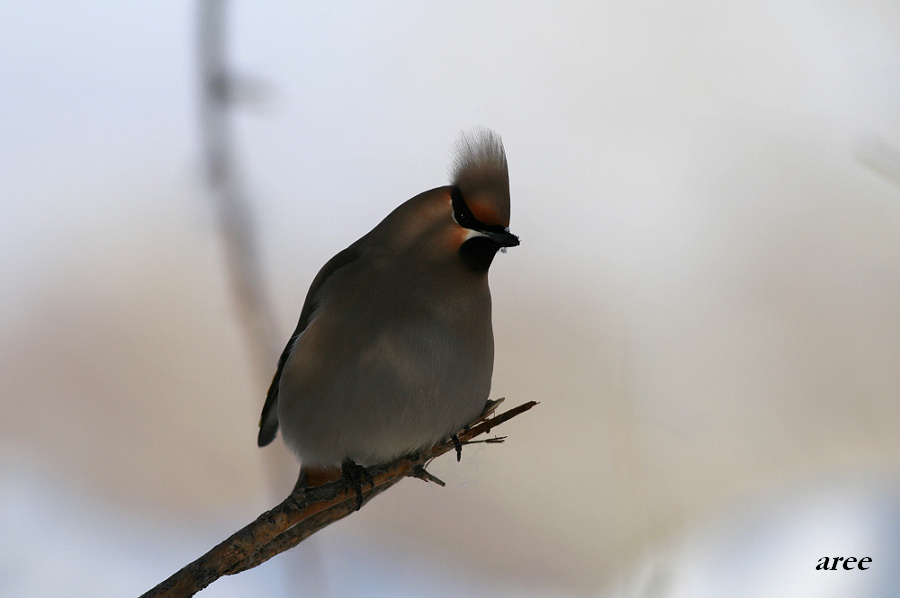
[450,128,510,227]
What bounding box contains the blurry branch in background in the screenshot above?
[140,399,538,598]
[199,0,280,381]
[857,136,900,190]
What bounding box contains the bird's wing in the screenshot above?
[257,244,362,447]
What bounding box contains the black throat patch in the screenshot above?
[451,186,506,273]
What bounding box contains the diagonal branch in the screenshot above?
[140,399,538,598]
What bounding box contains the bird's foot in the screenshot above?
[341,459,373,510]
[451,434,463,462]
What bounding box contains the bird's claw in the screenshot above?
[341,459,373,510]
[451,434,463,462]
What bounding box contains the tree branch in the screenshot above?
[140,399,538,598]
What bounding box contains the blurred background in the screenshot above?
[2,2,900,596]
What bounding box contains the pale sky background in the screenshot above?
[2,2,900,597]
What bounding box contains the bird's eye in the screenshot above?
[450,187,477,229]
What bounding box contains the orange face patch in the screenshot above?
[450,225,475,249]
[468,200,505,227]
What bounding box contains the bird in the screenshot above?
[257,128,518,490]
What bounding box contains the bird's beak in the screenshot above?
[481,227,520,248]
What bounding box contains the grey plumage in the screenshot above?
[259,129,518,476]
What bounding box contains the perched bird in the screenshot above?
[258,128,518,488]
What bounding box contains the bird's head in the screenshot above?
[446,128,519,271]
[370,128,519,273]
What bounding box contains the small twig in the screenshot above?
[460,436,507,445]
[858,136,900,189]
[140,400,537,598]
[412,465,446,486]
